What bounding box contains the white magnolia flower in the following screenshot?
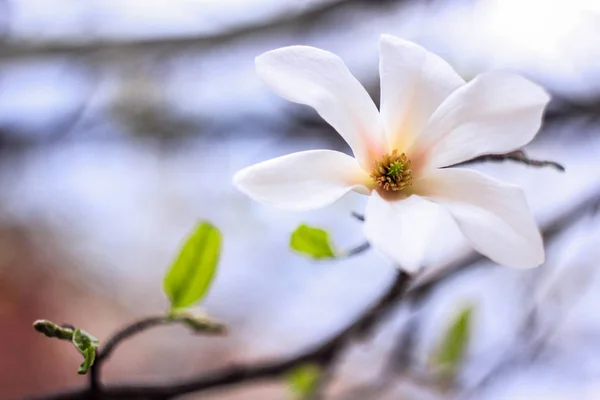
[234,35,549,272]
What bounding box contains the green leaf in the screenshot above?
[72,328,99,353]
[163,221,222,311]
[286,363,322,399]
[432,305,473,380]
[77,346,96,375]
[72,328,99,375]
[290,224,335,260]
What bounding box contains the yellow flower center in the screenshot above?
[370,150,413,192]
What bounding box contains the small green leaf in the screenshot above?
[432,305,473,380]
[287,363,322,399]
[163,222,222,311]
[72,328,99,353]
[77,346,96,375]
[290,224,335,260]
[72,328,99,375]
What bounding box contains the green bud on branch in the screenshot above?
[33,320,74,340]
[33,319,99,375]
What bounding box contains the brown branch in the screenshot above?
[544,98,600,124]
[340,241,370,258]
[29,271,411,400]
[451,150,565,172]
[96,317,172,363]
[88,316,173,392]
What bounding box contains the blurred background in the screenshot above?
[1,0,600,399]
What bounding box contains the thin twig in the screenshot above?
[341,241,370,258]
[89,316,172,392]
[351,212,365,222]
[97,316,171,363]
[450,150,565,172]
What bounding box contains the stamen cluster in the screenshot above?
[370,150,412,191]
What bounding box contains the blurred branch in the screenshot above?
[0,0,396,61]
[351,212,365,222]
[544,98,600,124]
[341,241,371,258]
[382,311,420,379]
[336,311,422,400]
[32,270,412,400]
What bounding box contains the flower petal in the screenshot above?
[255,46,384,168]
[233,150,370,211]
[364,191,439,273]
[379,35,465,152]
[415,72,550,169]
[416,168,544,268]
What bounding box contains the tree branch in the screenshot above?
[89,316,173,391]
[451,150,565,172]
[340,241,370,258]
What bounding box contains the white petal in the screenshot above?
[233,150,370,211]
[415,72,550,169]
[379,35,465,152]
[416,168,544,267]
[364,192,439,273]
[256,46,384,168]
